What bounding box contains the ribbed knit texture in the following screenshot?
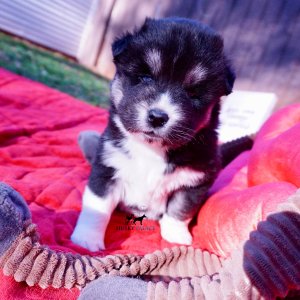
[0,182,299,299]
[145,189,300,300]
[243,190,300,299]
[0,222,143,288]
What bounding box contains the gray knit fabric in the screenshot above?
[78,276,148,300]
[0,182,31,256]
[244,211,300,299]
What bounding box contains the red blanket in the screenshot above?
[0,68,299,299]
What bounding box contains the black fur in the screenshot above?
[89,17,234,221]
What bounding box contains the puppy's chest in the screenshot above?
[119,146,167,206]
[104,138,205,216]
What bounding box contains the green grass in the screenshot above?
[0,31,110,107]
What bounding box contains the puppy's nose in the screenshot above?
[148,109,169,128]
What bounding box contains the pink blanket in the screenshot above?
[195,103,300,256]
[0,68,299,299]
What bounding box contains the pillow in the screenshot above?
[194,104,300,257]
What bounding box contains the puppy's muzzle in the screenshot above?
[148,108,169,128]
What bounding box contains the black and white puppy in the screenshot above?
[71,17,235,251]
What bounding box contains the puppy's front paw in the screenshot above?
[159,214,192,245]
[71,225,105,251]
[161,225,192,245]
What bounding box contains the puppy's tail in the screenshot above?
[78,130,101,164]
[220,134,256,168]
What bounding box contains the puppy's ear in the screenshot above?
[112,33,133,59]
[224,62,235,95]
[141,17,154,30]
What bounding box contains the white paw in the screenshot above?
[71,185,117,251]
[159,214,192,245]
[71,224,105,251]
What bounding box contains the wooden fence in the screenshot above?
[0,0,299,108]
[86,0,300,109]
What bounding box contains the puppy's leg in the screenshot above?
[71,185,118,251]
[160,185,210,245]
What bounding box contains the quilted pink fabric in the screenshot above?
[0,67,299,298]
[194,104,300,257]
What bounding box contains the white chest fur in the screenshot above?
[103,136,205,218]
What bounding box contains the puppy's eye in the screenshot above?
[138,75,153,83]
[186,89,198,100]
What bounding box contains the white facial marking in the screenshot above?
[150,91,182,130]
[159,214,192,245]
[114,114,162,146]
[113,115,129,137]
[71,186,119,251]
[132,92,182,138]
[111,76,124,106]
[145,49,162,75]
[136,104,148,132]
[185,64,207,85]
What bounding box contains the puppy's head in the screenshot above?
[110,17,235,148]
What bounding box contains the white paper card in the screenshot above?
[218,90,277,143]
